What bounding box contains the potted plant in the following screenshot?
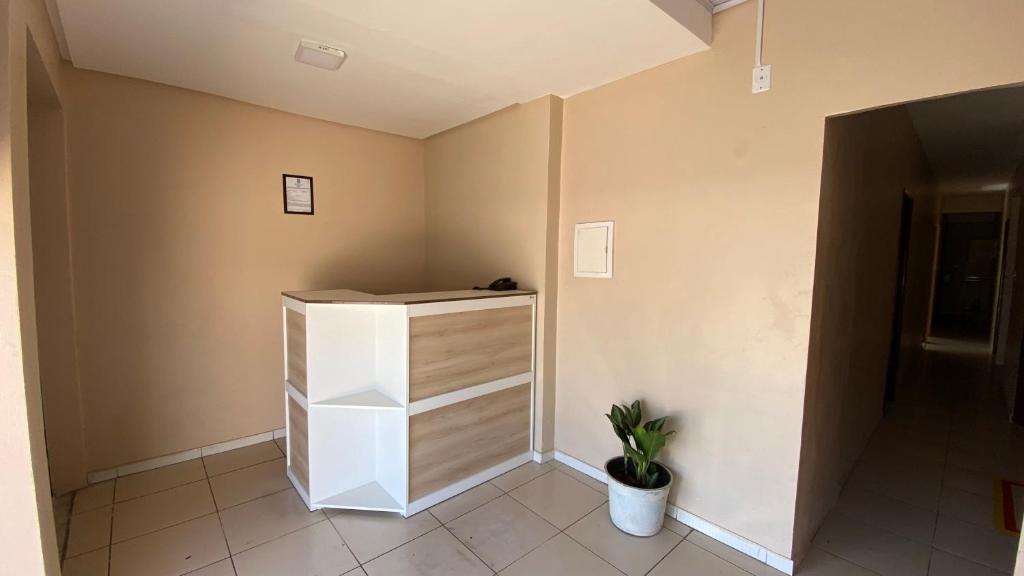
[605,400,675,536]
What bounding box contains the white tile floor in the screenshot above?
[59,346,1022,576]
[812,346,1024,575]
[59,443,782,576]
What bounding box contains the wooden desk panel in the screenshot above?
[409,305,532,401]
[288,397,310,495]
[408,383,530,501]
[286,309,307,395]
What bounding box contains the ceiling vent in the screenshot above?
[294,39,347,71]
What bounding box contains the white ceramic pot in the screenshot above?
[605,457,673,537]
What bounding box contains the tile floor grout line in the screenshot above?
[208,467,295,512]
[494,464,557,493]
[216,485,294,514]
[829,485,942,550]
[926,420,954,576]
[109,474,211,509]
[202,458,240,576]
[206,453,286,479]
[503,486,624,576]
[929,529,1019,574]
[99,444,283,508]
[65,540,111,561]
[366,522,445,570]
[435,519,498,575]
[270,437,286,457]
[810,542,884,575]
[428,483,503,525]
[181,557,234,576]
[321,508,363,571]
[227,514,330,559]
[561,522,638,575]
[68,486,114,517]
[642,537,685,576]
[557,523,629,576]
[332,512,437,567]
[109,507,220,550]
[827,508,938,549]
[843,459,946,510]
[433,493,570,575]
[809,529,891,575]
[106,492,115,576]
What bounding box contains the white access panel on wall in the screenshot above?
[575,221,614,278]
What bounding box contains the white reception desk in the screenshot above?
[281,288,537,516]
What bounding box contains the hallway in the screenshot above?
[811,346,1023,574]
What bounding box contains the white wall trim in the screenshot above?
[532,450,555,463]
[286,381,309,410]
[408,372,532,415]
[86,428,284,484]
[202,431,275,457]
[553,450,794,575]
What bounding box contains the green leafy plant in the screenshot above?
[606,401,675,488]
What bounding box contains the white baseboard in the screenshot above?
[86,428,285,484]
[553,450,794,576]
[532,450,555,463]
[202,431,274,457]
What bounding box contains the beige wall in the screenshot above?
[29,92,86,495]
[65,69,426,471]
[0,0,69,571]
[555,0,1024,560]
[796,106,935,554]
[942,192,1005,214]
[424,96,562,450]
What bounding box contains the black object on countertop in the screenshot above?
[473,277,518,291]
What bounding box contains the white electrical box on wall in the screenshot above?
[752,64,772,93]
[574,221,614,278]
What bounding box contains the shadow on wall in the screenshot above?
[795,103,938,557]
[63,68,428,473]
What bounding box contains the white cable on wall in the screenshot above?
[751,0,771,93]
[755,0,765,67]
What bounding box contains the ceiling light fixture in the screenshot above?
[294,39,347,71]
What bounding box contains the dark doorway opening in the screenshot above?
[930,211,1002,341]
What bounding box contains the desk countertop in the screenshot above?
[281,288,536,305]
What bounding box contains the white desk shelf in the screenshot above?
[313,390,404,410]
[281,288,536,516]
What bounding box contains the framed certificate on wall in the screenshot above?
[283,174,314,215]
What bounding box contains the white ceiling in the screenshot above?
[908,86,1024,193]
[52,0,712,138]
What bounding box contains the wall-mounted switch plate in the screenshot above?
[752,64,772,94]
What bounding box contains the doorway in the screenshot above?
[930,211,1003,342]
[25,34,86,563]
[801,84,1024,574]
